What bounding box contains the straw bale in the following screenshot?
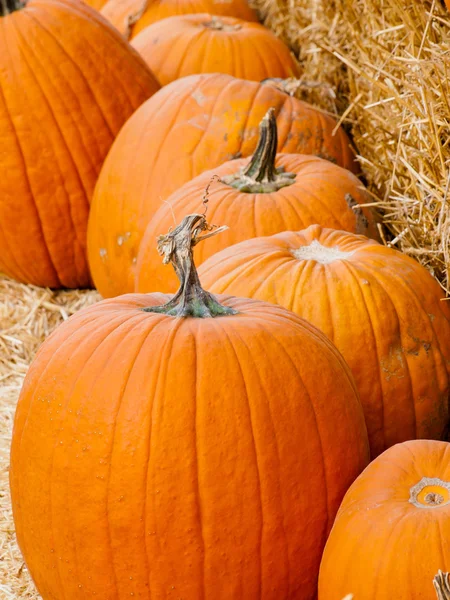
[0,275,100,598]
[254,0,450,295]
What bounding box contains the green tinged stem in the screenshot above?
[221,107,296,193]
[143,214,237,318]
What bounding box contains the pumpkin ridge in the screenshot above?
[27,7,118,140]
[12,15,91,285]
[0,26,62,284]
[226,322,291,589]
[20,312,145,595]
[186,325,206,600]
[15,12,94,260]
[216,321,264,595]
[61,313,159,596]
[145,76,211,189]
[190,76,247,165]
[234,78,266,155]
[382,255,449,362]
[131,316,187,596]
[259,317,333,538]
[195,24,216,77]
[51,0,157,97]
[369,259,447,438]
[22,7,108,161]
[340,258,389,452]
[103,317,167,598]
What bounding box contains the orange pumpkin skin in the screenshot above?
[10,293,369,600]
[87,73,358,298]
[101,0,258,39]
[0,0,159,288]
[135,156,377,294]
[81,0,108,10]
[198,226,450,457]
[131,14,301,86]
[319,440,450,599]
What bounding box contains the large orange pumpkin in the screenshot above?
[132,14,301,86]
[198,225,450,457]
[135,110,377,294]
[87,73,358,298]
[319,440,450,599]
[101,0,258,38]
[11,214,369,600]
[0,0,159,288]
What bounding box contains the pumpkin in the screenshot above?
[87,73,358,298]
[81,0,108,10]
[0,0,159,288]
[131,14,301,86]
[135,109,377,294]
[101,0,258,39]
[198,225,450,457]
[319,440,450,599]
[10,213,369,600]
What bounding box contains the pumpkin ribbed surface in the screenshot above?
[101,0,258,38]
[132,14,301,86]
[0,0,159,288]
[135,155,377,294]
[87,73,358,298]
[319,440,450,599]
[10,292,369,599]
[198,225,450,457]
[82,0,108,10]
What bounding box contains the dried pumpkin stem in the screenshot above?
[434,571,450,600]
[143,214,237,318]
[221,108,296,193]
[203,16,242,31]
[0,0,24,15]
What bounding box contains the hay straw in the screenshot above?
[0,275,100,598]
[254,0,450,295]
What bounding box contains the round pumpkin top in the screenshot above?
[131,14,301,86]
[319,439,450,600]
[87,73,358,298]
[101,0,258,39]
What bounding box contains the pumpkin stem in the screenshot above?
[220,108,296,193]
[203,16,242,31]
[434,571,450,600]
[142,214,237,318]
[0,0,25,15]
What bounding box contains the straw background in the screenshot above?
[2,0,450,597]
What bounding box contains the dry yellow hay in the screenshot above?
[0,275,100,598]
[254,0,450,295]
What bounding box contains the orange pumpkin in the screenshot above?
[81,0,108,10]
[131,14,301,86]
[319,440,450,599]
[101,0,258,39]
[0,0,159,288]
[11,213,369,600]
[87,73,358,298]
[135,110,377,294]
[198,225,450,457]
